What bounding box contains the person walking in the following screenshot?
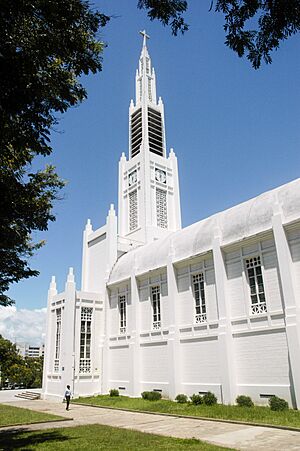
[64,385,72,410]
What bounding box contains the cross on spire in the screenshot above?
[139,29,150,47]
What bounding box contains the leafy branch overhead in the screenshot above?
[0,0,110,306]
[138,0,300,68]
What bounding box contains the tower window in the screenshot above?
[119,295,127,334]
[79,307,92,373]
[148,78,152,101]
[131,108,142,157]
[148,107,163,156]
[245,256,267,314]
[151,286,161,330]
[129,190,138,231]
[54,308,61,372]
[192,273,207,323]
[156,188,167,228]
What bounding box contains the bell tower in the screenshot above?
[118,31,181,245]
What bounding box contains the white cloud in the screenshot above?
[0,306,46,346]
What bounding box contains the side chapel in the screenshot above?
[42,32,300,408]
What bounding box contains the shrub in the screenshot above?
[141,391,162,401]
[236,395,254,408]
[175,394,188,403]
[109,389,119,397]
[202,392,217,406]
[269,396,289,411]
[190,394,203,405]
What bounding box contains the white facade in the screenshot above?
[42,34,300,408]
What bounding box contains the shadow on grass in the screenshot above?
[0,428,71,450]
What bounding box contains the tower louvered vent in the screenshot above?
[131,108,142,157]
[148,107,163,156]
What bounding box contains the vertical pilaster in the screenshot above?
[166,246,181,398]
[169,148,182,231]
[101,282,110,395]
[130,262,141,396]
[212,229,236,404]
[42,276,57,398]
[272,204,300,408]
[61,268,77,394]
[81,219,92,291]
[118,153,127,236]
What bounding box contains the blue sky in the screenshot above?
[7,1,300,316]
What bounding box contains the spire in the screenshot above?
[135,30,157,106]
[129,31,166,159]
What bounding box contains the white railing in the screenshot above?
[195,313,207,324]
[251,302,267,314]
[153,321,161,330]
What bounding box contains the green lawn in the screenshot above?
[0,424,234,450]
[74,395,300,429]
[0,404,65,427]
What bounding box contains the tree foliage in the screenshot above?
[0,335,22,383]
[138,1,300,68]
[0,335,43,388]
[0,1,110,306]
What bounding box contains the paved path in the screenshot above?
[1,398,300,450]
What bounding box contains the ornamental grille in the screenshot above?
[131,108,142,157]
[245,256,267,314]
[151,286,161,329]
[148,107,163,156]
[129,190,138,231]
[79,359,91,374]
[80,307,92,373]
[81,307,92,321]
[156,188,167,228]
[119,295,127,334]
[192,273,207,323]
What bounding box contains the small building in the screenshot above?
[42,33,300,408]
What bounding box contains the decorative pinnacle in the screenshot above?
[139,29,150,47]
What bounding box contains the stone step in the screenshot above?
[15,391,41,400]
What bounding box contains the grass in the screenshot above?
[74,395,300,429]
[0,424,234,450]
[0,404,65,427]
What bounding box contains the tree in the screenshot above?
[0,1,110,306]
[138,1,300,68]
[0,335,22,386]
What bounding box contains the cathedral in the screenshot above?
[42,33,300,408]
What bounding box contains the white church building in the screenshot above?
[42,33,300,408]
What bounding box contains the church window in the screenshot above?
[119,295,127,334]
[54,308,61,372]
[79,307,92,373]
[131,108,142,157]
[156,188,167,228]
[148,78,152,101]
[140,58,143,72]
[146,57,150,73]
[129,190,138,231]
[245,257,267,314]
[148,107,163,156]
[151,286,161,330]
[192,273,207,323]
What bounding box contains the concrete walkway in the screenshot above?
[1,398,300,450]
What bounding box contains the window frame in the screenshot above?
[244,255,267,315]
[191,272,207,324]
[151,285,161,330]
[118,294,127,334]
